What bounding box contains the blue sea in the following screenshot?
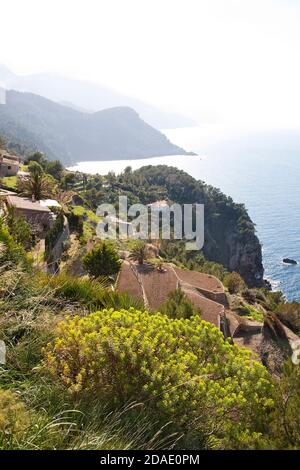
[69,125,300,301]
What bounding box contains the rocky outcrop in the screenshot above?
[226,231,264,287]
[204,226,264,288]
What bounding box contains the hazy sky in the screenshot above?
[1,0,300,127]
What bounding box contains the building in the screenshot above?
[5,195,55,233]
[0,150,20,177]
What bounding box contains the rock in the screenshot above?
[283,258,297,265]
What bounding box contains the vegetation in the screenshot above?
[272,360,300,448]
[160,288,200,319]
[82,241,121,278]
[224,272,246,294]
[0,390,30,449]
[43,307,273,448]
[0,175,17,190]
[45,213,65,262]
[0,219,29,268]
[3,206,32,248]
[18,164,56,200]
[237,304,265,323]
[275,302,300,335]
[129,241,149,265]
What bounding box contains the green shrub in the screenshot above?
[67,212,84,236]
[237,304,264,322]
[44,308,273,448]
[0,219,29,268]
[275,302,300,335]
[83,241,121,277]
[160,288,200,319]
[224,272,246,294]
[271,360,300,448]
[129,241,148,265]
[4,207,32,249]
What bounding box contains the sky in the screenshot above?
[1,0,300,127]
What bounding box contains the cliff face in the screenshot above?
[204,225,264,288]
[132,166,265,288]
[227,232,264,287]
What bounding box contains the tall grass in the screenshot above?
[0,265,164,450]
[38,271,145,312]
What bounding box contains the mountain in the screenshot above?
[0,90,192,165]
[0,65,196,129]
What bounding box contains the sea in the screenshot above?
[68,124,300,301]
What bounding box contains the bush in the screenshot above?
[271,360,300,448]
[275,302,300,335]
[44,308,273,448]
[66,212,84,236]
[4,207,32,249]
[129,241,148,265]
[224,272,246,294]
[83,241,121,277]
[242,289,257,304]
[160,288,200,319]
[0,219,29,268]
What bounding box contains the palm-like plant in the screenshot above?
[18,163,56,200]
[129,241,148,265]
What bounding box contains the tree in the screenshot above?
[62,172,77,190]
[18,166,56,200]
[224,271,246,294]
[44,160,64,180]
[160,288,200,319]
[83,241,121,278]
[24,151,45,166]
[28,161,43,176]
[4,206,32,248]
[129,241,148,265]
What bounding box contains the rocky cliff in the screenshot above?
[130,165,264,287]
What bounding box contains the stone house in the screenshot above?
[0,151,20,177]
[5,195,55,234]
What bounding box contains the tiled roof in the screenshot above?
[116,261,225,328]
[174,268,224,293]
[0,157,19,166]
[6,195,51,213]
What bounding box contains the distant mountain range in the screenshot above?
[0,90,193,165]
[0,65,196,129]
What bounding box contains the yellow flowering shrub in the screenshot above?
[43,308,273,443]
